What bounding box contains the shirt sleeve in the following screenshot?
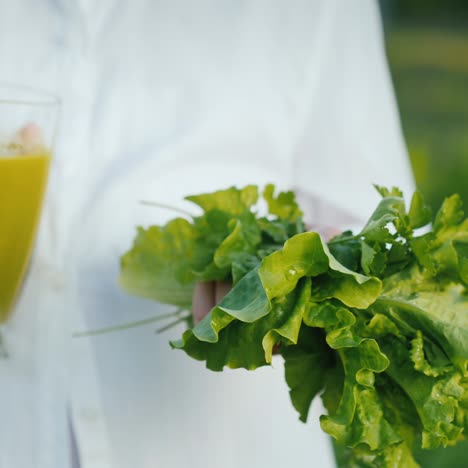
[292,0,415,228]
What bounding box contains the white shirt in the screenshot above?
[0,1,414,467]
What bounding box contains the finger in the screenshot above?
[321,226,341,241]
[306,224,341,241]
[272,343,282,355]
[215,281,231,304]
[17,123,44,150]
[192,281,215,324]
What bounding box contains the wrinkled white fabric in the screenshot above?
[0,1,414,467]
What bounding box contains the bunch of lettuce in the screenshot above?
[120,185,468,467]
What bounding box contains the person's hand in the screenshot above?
[192,281,231,324]
[306,224,341,240]
[191,225,340,324]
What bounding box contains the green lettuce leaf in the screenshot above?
[282,325,331,423]
[185,185,259,214]
[263,183,303,221]
[119,219,197,308]
[171,274,302,371]
[120,184,468,468]
[120,184,306,304]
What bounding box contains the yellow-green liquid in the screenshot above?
[0,151,51,322]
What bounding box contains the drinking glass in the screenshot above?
[0,85,60,356]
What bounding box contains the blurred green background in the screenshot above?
[380,2,467,466]
[381,0,468,214]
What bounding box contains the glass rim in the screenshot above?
[0,83,60,107]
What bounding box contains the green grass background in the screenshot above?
[386,27,468,214]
